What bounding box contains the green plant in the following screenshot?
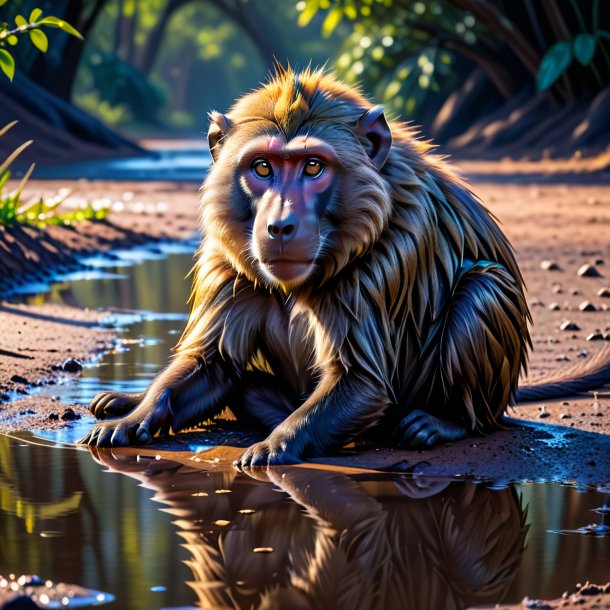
[0,121,109,227]
[537,0,610,91]
[0,3,83,81]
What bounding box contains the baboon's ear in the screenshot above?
[356,105,392,169]
[207,112,232,163]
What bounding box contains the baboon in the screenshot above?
[82,66,610,466]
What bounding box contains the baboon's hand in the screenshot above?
[235,431,302,468]
[79,390,172,447]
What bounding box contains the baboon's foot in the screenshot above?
[399,410,470,449]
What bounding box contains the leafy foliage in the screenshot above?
[0,4,82,81]
[0,122,109,227]
[296,0,610,121]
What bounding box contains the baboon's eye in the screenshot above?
[303,158,324,178]
[252,158,273,179]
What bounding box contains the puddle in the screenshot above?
[3,250,610,608]
[30,149,211,182]
[1,434,610,610]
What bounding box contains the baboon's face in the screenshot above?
[238,134,338,288]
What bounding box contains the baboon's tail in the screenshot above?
[515,345,610,402]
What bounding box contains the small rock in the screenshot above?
[597,287,610,297]
[595,258,605,265]
[559,320,580,331]
[577,350,588,358]
[62,358,82,373]
[555,354,570,361]
[559,413,571,419]
[570,289,580,295]
[541,260,560,271]
[552,284,563,294]
[579,301,597,311]
[548,302,561,311]
[529,299,544,307]
[586,331,605,341]
[577,264,603,277]
[10,374,28,384]
[0,393,10,401]
[538,406,550,419]
[61,408,81,421]
[48,413,59,420]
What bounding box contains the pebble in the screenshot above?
[597,288,610,297]
[578,301,597,311]
[559,413,571,419]
[595,258,605,265]
[586,331,605,341]
[10,374,28,384]
[61,408,80,421]
[548,302,561,311]
[538,406,550,418]
[529,299,544,307]
[48,413,59,420]
[555,354,570,361]
[570,289,580,295]
[559,320,580,331]
[62,358,82,373]
[540,260,560,271]
[552,284,563,294]
[577,264,603,277]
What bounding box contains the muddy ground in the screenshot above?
[1,168,610,610]
[0,172,609,483]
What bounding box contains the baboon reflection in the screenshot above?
[90,448,527,610]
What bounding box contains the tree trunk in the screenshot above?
[138,0,192,75]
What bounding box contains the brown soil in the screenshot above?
[469,582,610,610]
[0,171,609,481]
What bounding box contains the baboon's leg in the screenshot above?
[400,261,528,449]
[83,356,234,446]
[229,371,298,433]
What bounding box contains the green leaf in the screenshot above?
[14,14,27,28]
[29,8,43,22]
[322,7,343,38]
[29,28,48,52]
[38,16,84,39]
[537,41,572,91]
[0,49,15,81]
[573,33,596,65]
[0,0,9,6]
[7,35,18,45]
[0,169,11,193]
[297,1,319,27]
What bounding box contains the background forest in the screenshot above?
[1,0,609,164]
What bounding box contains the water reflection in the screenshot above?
[0,435,192,610]
[89,447,527,610]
